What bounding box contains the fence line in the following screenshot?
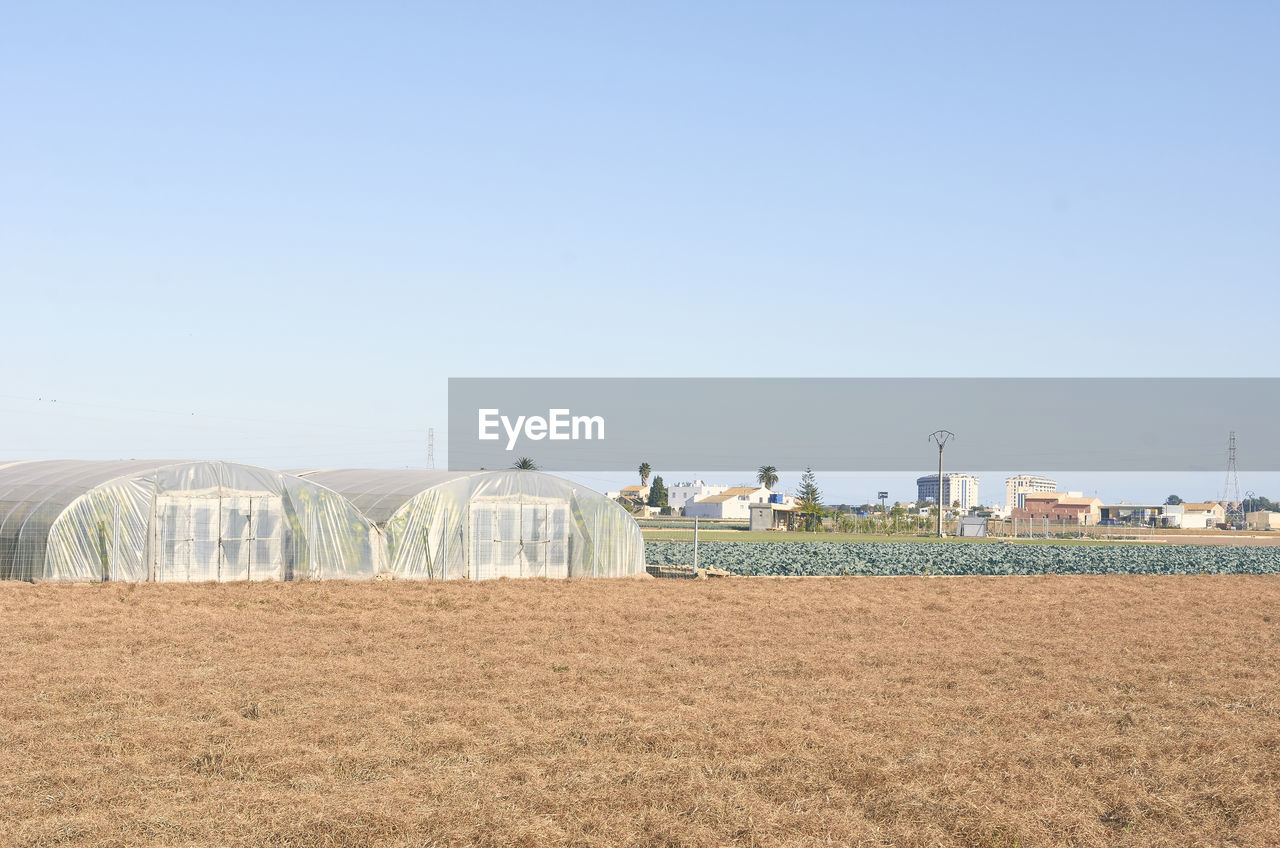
[638,514,1175,541]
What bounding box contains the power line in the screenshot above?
[0,394,425,435]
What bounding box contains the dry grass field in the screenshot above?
[2,576,1278,847]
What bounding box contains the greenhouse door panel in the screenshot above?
[470,505,494,580]
[495,504,522,578]
[519,504,544,576]
[219,496,284,581]
[248,497,283,581]
[220,497,251,580]
[546,504,568,578]
[470,503,522,579]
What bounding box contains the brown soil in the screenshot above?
[2,577,1277,847]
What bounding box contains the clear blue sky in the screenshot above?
[2,2,1277,502]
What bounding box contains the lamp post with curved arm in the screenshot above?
[927,430,955,537]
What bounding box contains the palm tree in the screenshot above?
[638,462,651,486]
[512,457,538,470]
[757,465,779,490]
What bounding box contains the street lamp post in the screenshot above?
[927,430,955,537]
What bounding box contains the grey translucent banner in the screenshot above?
[447,378,1280,471]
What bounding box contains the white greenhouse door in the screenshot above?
[219,496,283,581]
[470,501,570,580]
[154,496,219,582]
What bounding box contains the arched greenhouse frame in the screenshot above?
[0,460,381,582]
[295,469,644,580]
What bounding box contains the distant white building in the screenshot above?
[668,480,728,513]
[916,473,979,511]
[685,486,773,520]
[1005,475,1058,511]
[1164,502,1226,529]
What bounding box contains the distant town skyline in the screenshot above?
[560,470,1280,511]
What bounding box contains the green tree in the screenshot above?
[647,476,668,508]
[638,462,652,486]
[796,466,824,532]
[512,457,538,470]
[1165,494,1183,505]
[756,465,779,490]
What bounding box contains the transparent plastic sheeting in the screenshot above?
[295,469,645,581]
[0,461,380,582]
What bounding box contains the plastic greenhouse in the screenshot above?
[295,469,645,580]
[0,460,380,582]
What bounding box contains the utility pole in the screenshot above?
[427,427,436,469]
[692,516,699,576]
[1223,431,1242,527]
[927,430,955,537]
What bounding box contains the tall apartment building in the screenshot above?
[916,473,979,511]
[1005,475,1058,511]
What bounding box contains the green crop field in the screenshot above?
[645,539,1280,576]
